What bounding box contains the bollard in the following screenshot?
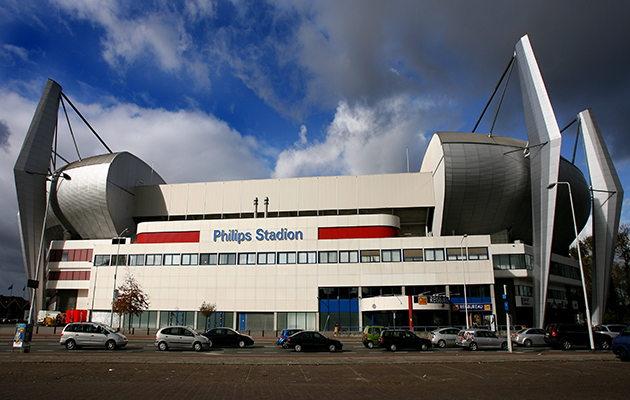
[262,330,264,337]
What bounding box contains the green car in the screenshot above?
[363,326,388,348]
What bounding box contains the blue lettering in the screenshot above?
[245,232,252,241]
[213,230,222,242]
[256,228,264,241]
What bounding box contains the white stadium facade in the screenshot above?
[14,35,623,332]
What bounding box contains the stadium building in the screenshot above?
[14,35,623,332]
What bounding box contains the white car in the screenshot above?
[429,327,461,348]
[60,322,128,350]
[154,325,210,352]
[455,328,508,351]
[594,324,626,338]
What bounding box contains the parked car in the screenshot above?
[544,323,611,350]
[455,328,508,351]
[511,328,546,347]
[379,329,432,352]
[612,323,630,362]
[594,324,626,339]
[202,327,254,348]
[284,330,343,352]
[362,325,388,348]
[154,326,210,352]
[60,322,128,350]
[277,328,303,348]
[429,327,461,348]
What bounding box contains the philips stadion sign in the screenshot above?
[214,228,304,244]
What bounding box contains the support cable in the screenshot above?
[472,54,515,133]
[489,55,516,136]
[560,117,579,165]
[60,96,82,161]
[60,92,113,154]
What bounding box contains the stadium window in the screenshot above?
[146,254,162,266]
[424,248,445,262]
[381,250,401,262]
[403,249,423,262]
[163,254,181,266]
[128,254,144,266]
[94,255,110,266]
[218,253,236,265]
[318,251,338,264]
[278,252,296,264]
[467,247,489,260]
[200,253,218,265]
[446,248,466,261]
[339,250,358,263]
[298,251,317,264]
[181,253,198,265]
[360,250,380,263]
[238,253,256,265]
[257,252,276,265]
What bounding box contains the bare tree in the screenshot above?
[199,301,217,330]
[113,273,150,331]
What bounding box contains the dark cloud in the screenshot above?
[0,120,11,150]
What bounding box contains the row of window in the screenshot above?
[93,247,490,267]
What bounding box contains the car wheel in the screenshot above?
[367,341,374,349]
[106,340,116,350]
[598,339,611,350]
[329,344,337,352]
[561,339,572,350]
[282,342,288,349]
[619,347,630,362]
[158,341,168,351]
[294,344,302,352]
[65,339,76,350]
[501,341,508,350]
[390,344,397,352]
[523,339,532,347]
[437,340,446,348]
[238,340,246,348]
[420,342,429,351]
[193,342,203,352]
[469,342,478,351]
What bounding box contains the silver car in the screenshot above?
[594,324,626,338]
[429,327,461,348]
[60,322,128,350]
[455,328,508,351]
[511,328,546,347]
[154,325,210,352]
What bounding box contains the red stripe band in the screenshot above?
[137,231,200,244]
[318,226,399,240]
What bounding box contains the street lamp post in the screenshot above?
[547,182,595,351]
[109,227,129,328]
[461,234,469,329]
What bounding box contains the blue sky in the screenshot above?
[2,0,630,295]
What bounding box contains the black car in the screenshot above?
[379,329,432,352]
[544,323,611,350]
[201,327,255,348]
[284,330,343,352]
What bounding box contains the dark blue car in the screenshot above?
[612,323,630,362]
[277,329,303,347]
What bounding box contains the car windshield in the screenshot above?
[516,329,527,334]
[609,325,625,332]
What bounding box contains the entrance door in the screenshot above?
[239,314,246,330]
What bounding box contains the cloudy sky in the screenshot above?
[1,0,630,296]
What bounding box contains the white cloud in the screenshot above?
[272,94,440,178]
